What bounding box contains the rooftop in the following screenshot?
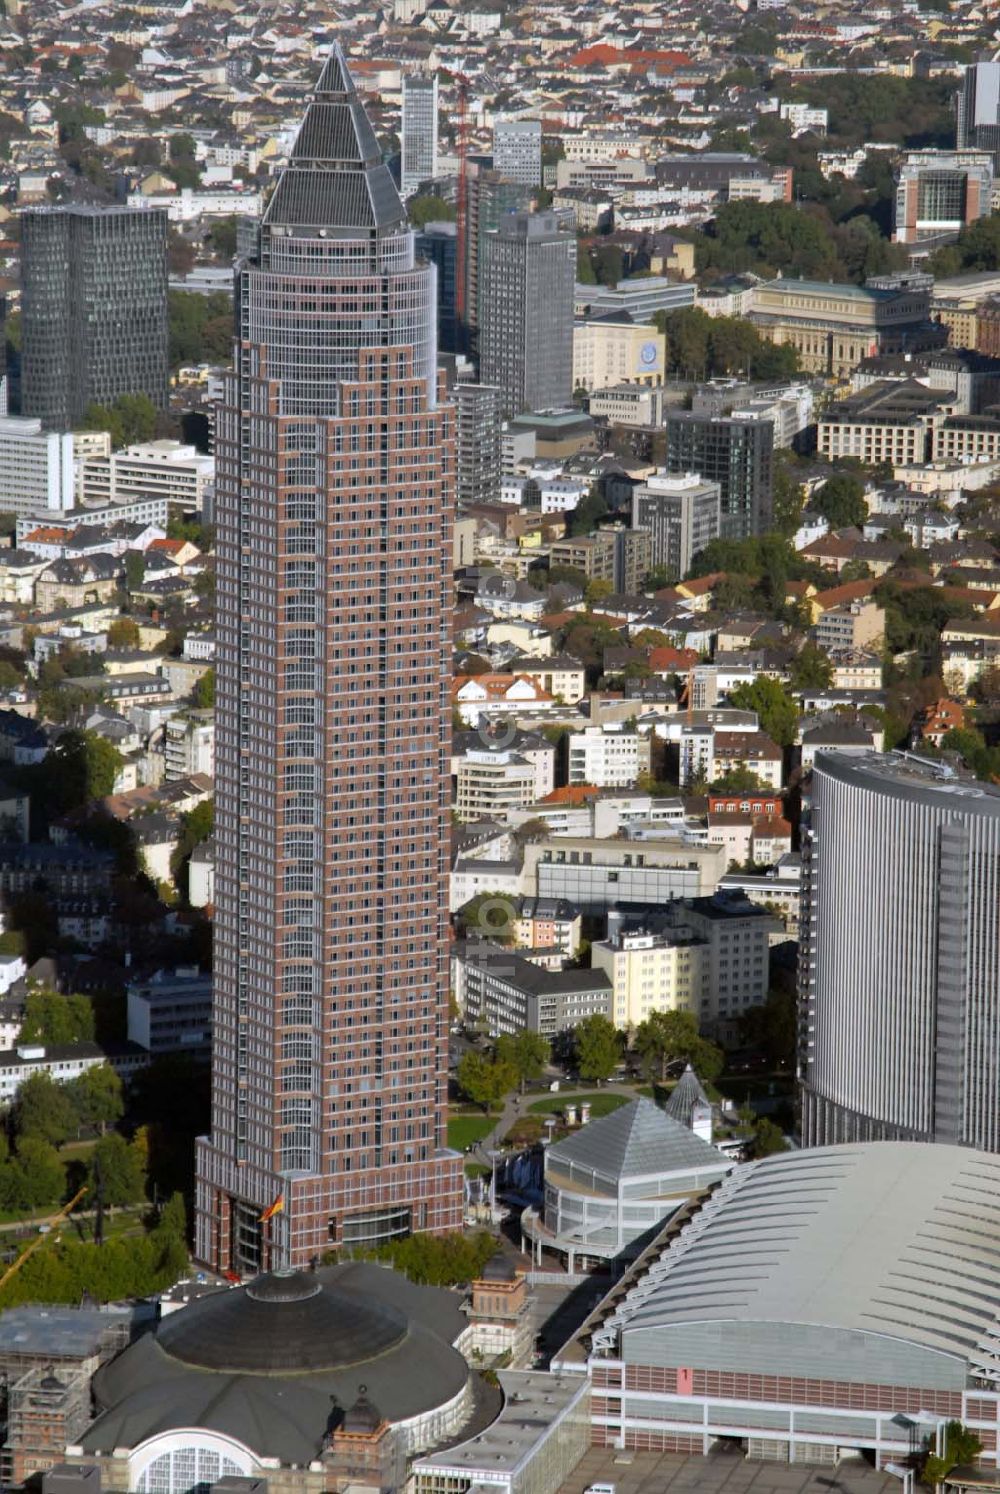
[547,1096,728,1182]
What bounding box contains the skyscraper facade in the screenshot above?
[464,161,535,346]
[663,411,773,540]
[401,72,439,195]
[195,47,463,1273]
[493,118,542,187]
[958,61,1000,169]
[20,205,168,431]
[800,751,1000,1152]
[631,471,721,578]
[416,221,459,353]
[455,383,501,504]
[480,211,574,419]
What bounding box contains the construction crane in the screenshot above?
[0,1186,88,1296]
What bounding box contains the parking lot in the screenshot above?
[559,1451,901,1494]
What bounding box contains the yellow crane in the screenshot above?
[0,1186,88,1295]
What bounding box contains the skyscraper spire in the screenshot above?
[195,45,462,1274]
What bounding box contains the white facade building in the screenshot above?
[0,417,74,519]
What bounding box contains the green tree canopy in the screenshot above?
[70,1063,124,1134]
[495,1031,550,1093]
[192,667,215,708]
[572,1014,622,1083]
[90,1132,146,1207]
[813,472,867,528]
[20,989,95,1046]
[14,1072,78,1147]
[728,675,798,747]
[633,1009,724,1083]
[789,641,833,690]
[408,193,456,229]
[456,1050,515,1110]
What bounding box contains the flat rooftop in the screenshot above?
[416,1370,587,1478]
[558,1450,902,1494]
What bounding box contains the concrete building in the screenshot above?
[574,276,694,323]
[631,471,721,577]
[20,205,168,430]
[163,712,214,781]
[893,150,993,245]
[521,835,726,911]
[589,384,665,426]
[570,1142,1000,1464]
[126,968,212,1057]
[663,412,772,541]
[814,598,885,652]
[520,1097,732,1270]
[958,60,1000,170]
[454,747,538,821]
[194,46,463,1274]
[77,441,214,514]
[567,724,650,788]
[453,941,612,1036]
[400,72,438,195]
[492,117,542,187]
[801,751,1000,1151]
[480,212,575,418]
[572,316,665,392]
[416,221,459,354]
[593,928,707,1028]
[455,383,501,504]
[0,418,74,519]
[749,278,938,378]
[0,1042,109,1104]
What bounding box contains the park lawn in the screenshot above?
[527,1092,629,1119]
[448,1114,495,1152]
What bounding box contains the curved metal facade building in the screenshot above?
[800,751,1000,1151]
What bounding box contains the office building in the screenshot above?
[572,316,665,392]
[663,412,772,540]
[893,149,993,245]
[400,72,438,195]
[548,526,651,593]
[958,60,1000,169]
[631,470,721,577]
[464,162,535,339]
[800,751,1000,1151]
[416,221,459,353]
[454,747,537,821]
[194,45,462,1274]
[0,416,74,519]
[76,440,214,515]
[492,117,542,187]
[453,941,612,1036]
[569,1143,1000,1464]
[567,724,650,788]
[574,276,695,322]
[454,382,501,503]
[20,205,168,430]
[480,212,575,418]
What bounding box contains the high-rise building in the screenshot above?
[493,118,542,187]
[195,45,463,1274]
[416,221,459,353]
[20,205,168,431]
[631,470,721,578]
[401,72,439,196]
[958,61,1000,169]
[892,149,993,245]
[0,416,74,519]
[663,411,772,540]
[480,211,574,419]
[455,383,501,504]
[464,161,535,342]
[800,751,1000,1152]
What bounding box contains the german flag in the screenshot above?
[259,1194,284,1224]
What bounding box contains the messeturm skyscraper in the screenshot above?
[195,45,463,1273]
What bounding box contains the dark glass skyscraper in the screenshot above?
[663,411,773,541]
[20,205,168,430]
[480,211,574,419]
[195,46,462,1273]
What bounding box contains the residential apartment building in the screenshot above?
[163,712,215,781]
[0,417,74,519]
[548,527,650,594]
[480,212,575,418]
[568,725,650,789]
[631,471,721,577]
[592,929,708,1028]
[893,150,993,244]
[572,317,665,392]
[749,278,938,378]
[194,47,462,1275]
[801,751,1000,1152]
[663,413,772,541]
[21,204,168,430]
[814,599,885,651]
[492,118,542,187]
[455,383,501,504]
[400,72,438,195]
[454,748,538,821]
[77,441,214,514]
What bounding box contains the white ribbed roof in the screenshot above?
[593,1144,1000,1379]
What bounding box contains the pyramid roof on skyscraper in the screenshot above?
[264,43,406,235]
[663,1065,712,1129]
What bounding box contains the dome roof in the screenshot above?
[341,1385,384,1435]
[156,1269,408,1373]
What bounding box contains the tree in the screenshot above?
[456,1050,515,1110]
[585,577,614,605]
[44,729,122,804]
[728,676,798,747]
[14,1072,78,1147]
[572,1014,621,1083]
[814,472,867,529]
[90,1132,145,1207]
[70,1064,124,1135]
[125,550,145,593]
[495,1031,550,1093]
[408,193,456,229]
[569,488,611,538]
[924,1422,984,1485]
[5,1137,65,1211]
[457,892,518,943]
[107,617,140,650]
[207,215,238,261]
[747,1117,788,1158]
[633,1010,725,1083]
[709,767,773,793]
[20,989,94,1045]
[740,989,797,1069]
[789,642,833,690]
[192,667,215,708]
